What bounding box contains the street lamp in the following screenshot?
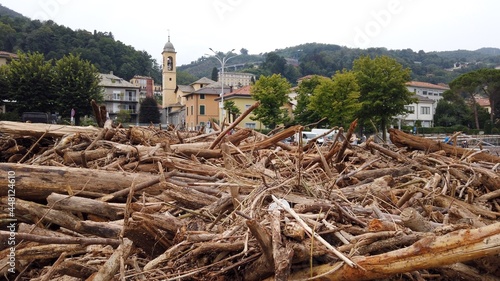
[208,48,239,126]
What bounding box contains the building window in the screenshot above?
[126,91,136,101]
[200,105,205,115]
[421,106,430,115]
[113,91,121,100]
[245,104,251,109]
[190,105,193,116]
[422,90,428,95]
[404,106,415,113]
[200,94,205,100]
[245,123,256,129]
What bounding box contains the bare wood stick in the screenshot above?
[86,238,133,281]
[245,219,274,265]
[270,210,293,281]
[0,231,121,246]
[400,207,440,232]
[335,119,357,163]
[271,195,357,268]
[210,101,260,149]
[284,222,500,281]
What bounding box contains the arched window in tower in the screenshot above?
[167,56,173,71]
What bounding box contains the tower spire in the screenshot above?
[168,29,170,42]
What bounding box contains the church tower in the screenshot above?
[162,34,176,109]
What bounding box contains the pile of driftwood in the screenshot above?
[0,115,499,281]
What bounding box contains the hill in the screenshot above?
[0,4,25,18]
[0,7,161,82]
[180,42,500,85]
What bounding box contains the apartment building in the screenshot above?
[399,81,450,128]
[99,72,140,123]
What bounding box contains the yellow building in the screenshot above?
[184,80,229,130]
[216,85,264,130]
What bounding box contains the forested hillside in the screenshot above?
[184,43,500,85]
[0,5,161,82]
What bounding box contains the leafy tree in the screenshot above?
[139,96,160,123]
[434,97,470,127]
[250,74,291,129]
[53,53,102,123]
[309,70,361,128]
[223,100,241,123]
[211,67,218,82]
[0,65,10,105]
[116,109,131,124]
[293,75,327,126]
[240,48,249,55]
[449,69,500,128]
[0,21,16,50]
[0,15,161,81]
[353,55,414,140]
[262,52,286,76]
[177,70,198,85]
[6,52,56,113]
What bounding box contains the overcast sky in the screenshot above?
[2,0,499,66]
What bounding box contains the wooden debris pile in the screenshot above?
[0,118,499,281]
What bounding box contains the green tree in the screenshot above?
[449,70,484,129]
[353,55,414,140]
[0,65,10,106]
[211,67,218,82]
[309,70,361,128]
[223,100,241,123]
[449,68,500,128]
[116,109,131,124]
[434,95,471,127]
[177,70,198,85]
[293,75,326,126]
[6,52,56,113]
[139,96,160,123]
[250,74,291,129]
[53,53,102,123]
[262,52,286,76]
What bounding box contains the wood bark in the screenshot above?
[389,128,500,163]
[0,163,161,200]
[0,120,100,138]
[283,222,500,281]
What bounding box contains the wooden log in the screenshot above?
[389,128,500,163]
[282,222,500,281]
[0,163,161,200]
[129,126,175,145]
[63,148,110,165]
[0,230,121,247]
[0,120,100,138]
[54,260,97,279]
[1,197,122,238]
[270,210,293,281]
[46,193,123,220]
[86,238,133,281]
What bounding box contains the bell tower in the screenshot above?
[162,33,176,108]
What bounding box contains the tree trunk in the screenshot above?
[0,163,161,200]
[0,121,100,138]
[282,222,500,281]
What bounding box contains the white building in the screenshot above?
[398,81,450,128]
